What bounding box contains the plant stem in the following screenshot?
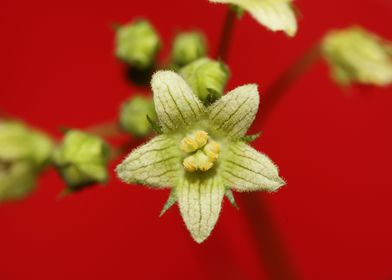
[85,121,122,138]
[217,6,237,61]
[260,43,322,124]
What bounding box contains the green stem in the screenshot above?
[260,43,322,124]
[85,121,122,138]
[217,6,237,61]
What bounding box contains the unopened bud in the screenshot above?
[171,32,207,67]
[179,58,229,105]
[54,130,109,190]
[115,19,161,69]
[322,26,392,86]
[119,95,157,137]
[0,120,53,201]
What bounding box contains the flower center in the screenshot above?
[180,130,220,172]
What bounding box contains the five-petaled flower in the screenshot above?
[116,71,285,243]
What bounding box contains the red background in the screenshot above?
[1,0,392,279]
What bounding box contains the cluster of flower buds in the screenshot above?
[53,130,109,191]
[0,120,53,201]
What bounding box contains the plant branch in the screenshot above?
[217,6,237,61]
[85,121,122,138]
[260,43,322,124]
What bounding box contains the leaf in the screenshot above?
[241,131,262,142]
[159,190,177,217]
[225,189,239,209]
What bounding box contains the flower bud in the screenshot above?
[54,130,109,190]
[0,120,53,168]
[0,120,54,201]
[179,58,229,105]
[0,161,37,202]
[171,32,207,67]
[115,19,161,69]
[119,95,157,137]
[322,26,392,86]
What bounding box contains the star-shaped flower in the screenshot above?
[116,71,285,243]
[209,0,298,37]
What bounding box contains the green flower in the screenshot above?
[0,120,53,202]
[115,20,161,69]
[54,130,109,191]
[119,95,157,137]
[209,0,298,37]
[116,71,285,243]
[179,58,230,105]
[322,26,392,86]
[171,32,207,67]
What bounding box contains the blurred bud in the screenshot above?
[119,95,157,137]
[115,19,161,69]
[0,121,53,167]
[54,130,109,191]
[179,58,230,105]
[0,120,54,202]
[171,32,207,67]
[322,26,392,86]
[0,161,37,202]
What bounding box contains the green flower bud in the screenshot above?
[0,120,53,202]
[171,32,207,67]
[179,58,230,105]
[119,95,157,137]
[54,130,109,190]
[0,161,37,202]
[0,120,53,168]
[115,19,161,69]
[322,26,392,86]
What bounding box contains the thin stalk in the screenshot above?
[217,7,237,61]
[85,121,122,138]
[260,43,322,124]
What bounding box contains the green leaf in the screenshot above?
[159,190,177,217]
[241,131,262,142]
[225,189,239,209]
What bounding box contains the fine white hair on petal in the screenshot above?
[176,176,225,243]
[208,84,259,139]
[209,0,297,36]
[116,135,181,188]
[151,70,205,132]
[222,142,285,192]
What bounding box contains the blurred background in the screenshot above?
[1,0,392,279]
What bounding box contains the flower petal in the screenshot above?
[151,71,205,132]
[176,175,225,243]
[208,84,259,139]
[209,0,298,36]
[221,142,285,192]
[116,135,181,188]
